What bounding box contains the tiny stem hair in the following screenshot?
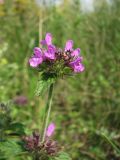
[42,83,54,142]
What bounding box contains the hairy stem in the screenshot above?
[42,83,54,142]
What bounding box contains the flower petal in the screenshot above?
[34,47,42,57]
[45,33,52,46]
[69,56,83,66]
[46,123,55,137]
[69,56,84,73]
[29,57,43,67]
[44,45,56,60]
[74,63,85,72]
[48,45,56,53]
[44,51,55,60]
[71,48,80,57]
[65,40,73,51]
[40,40,47,45]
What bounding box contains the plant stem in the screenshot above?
[39,9,43,47]
[42,83,54,142]
[102,133,120,154]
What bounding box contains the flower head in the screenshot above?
[29,33,85,76]
[22,128,59,157]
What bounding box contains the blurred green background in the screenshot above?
[0,0,120,159]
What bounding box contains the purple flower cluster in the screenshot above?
[29,33,84,74]
[22,123,58,156]
[13,95,28,106]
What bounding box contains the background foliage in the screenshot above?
[0,0,120,159]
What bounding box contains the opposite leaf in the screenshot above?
[36,73,56,96]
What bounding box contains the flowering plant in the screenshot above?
[26,33,85,159]
[0,33,84,160]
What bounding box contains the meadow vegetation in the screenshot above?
[0,0,120,159]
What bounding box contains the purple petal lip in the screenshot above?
[48,45,56,54]
[34,47,42,57]
[71,48,80,57]
[46,123,56,137]
[73,63,85,72]
[29,57,43,67]
[70,56,83,65]
[45,33,52,46]
[44,51,55,60]
[44,45,56,60]
[65,40,73,52]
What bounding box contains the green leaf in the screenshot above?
[54,152,72,160]
[8,122,25,135]
[36,73,56,96]
[0,139,23,159]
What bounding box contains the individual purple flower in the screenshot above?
[41,33,56,60]
[29,47,43,67]
[44,45,56,60]
[64,40,80,58]
[71,48,80,57]
[40,33,52,46]
[69,57,84,73]
[65,40,73,52]
[46,123,55,137]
